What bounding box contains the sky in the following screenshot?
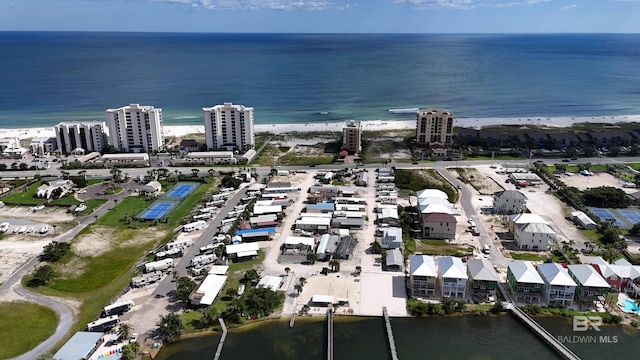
[1,0,639,33]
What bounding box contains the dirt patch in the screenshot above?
[72,227,115,257]
[451,167,503,195]
[120,227,165,248]
[56,257,87,279]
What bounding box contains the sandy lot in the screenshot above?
[560,170,636,193]
[0,207,74,284]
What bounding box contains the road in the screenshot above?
[0,180,138,360]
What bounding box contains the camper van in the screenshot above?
[87,315,119,332]
[131,271,162,287]
[190,254,217,267]
[156,248,183,260]
[144,258,174,273]
[182,220,206,233]
[166,239,194,251]
[103,300,134,316]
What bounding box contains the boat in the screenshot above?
[16,226,27,234]
[31,204,45,212]
[237,284,245,296]
[75,203,87,212]
[0,222,9,233]
[387,108,419,114]
[39,225,49,234]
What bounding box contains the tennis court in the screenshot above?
[617,209,640,225]
[166,183,197,198]
[139,202,175,220]
[589,208,625,227]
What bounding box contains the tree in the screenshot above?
[28,265,55,287]
[243,287,283,315]
[225,287,238,300]
[156,313,184,343]
[117,323,133,342]
[329,259,340,272]
[294,283,303,295]
[198,306,219,327]
[191,168,200,178]
[40,241,71,262]
[298,277,307,287]
[120,342,140,360]
[306,253,317,264]
[244,269,259,285]
[370,241,383,255]
[208,169,216,178]
[284,267,291,276]
[175,277,197,304]
[583,186,631,208]
[629,222,640,237]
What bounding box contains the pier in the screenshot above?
[382,307,399,360]
[326,309,334,360]
[289,313,296,328]
[496,283,581,360]
[213,318,228,360]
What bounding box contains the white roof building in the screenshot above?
[203,102,255,151]
[253,205,283,215]
[417,189,448,200]
[419,203,454,214]
[568,264,610,288]
[191,274,227,306]
[257,275,283,292]
[54,121,107,154]
[508,261,544,284]
[438,256,468,280]
[226,243,260,258]
[537,263,577,287]
[410,255,437,277]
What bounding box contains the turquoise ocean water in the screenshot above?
[2,32,640,128]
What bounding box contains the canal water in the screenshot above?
[156,314,637,360]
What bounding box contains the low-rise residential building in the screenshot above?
[507,261,544,304]
[466,258,499,302]
[409,255,438,297]
[381,227,403,249]
[421,212,457,239]
[29,137,57,156]
[567,264,610,306]
[508,213,548,234]
[514,222,556,251]
[589,257,640,294]
[536,262,577,307]
[493,190,527,214]
[570,211,597,230]
[295,216,331,233]
[438,256,467,299]
[384,249,403,272]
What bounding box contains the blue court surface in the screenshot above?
[589,208,625,227]
[618,209,640,224]
[140,202,175,220]
[166,183,196,198]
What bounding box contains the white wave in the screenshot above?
[174,115,200,119]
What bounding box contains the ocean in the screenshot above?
[2,32,640,128]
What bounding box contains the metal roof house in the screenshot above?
[570,211,597,230]
[466,258,499,302]
[409,255,438,297]
[514,222,556,251]
[417,189,448,200]
[381,227,403,249]
[190,274,227,306]
[54,332,104,360]
[493,190,528,214]
[384,249,403,272]
[421,212,457,239]
[536,263,577,307]
[507,261,544,304]
[438,256,468,300]
[567,264,611,306]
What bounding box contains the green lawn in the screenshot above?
[509,252,547,261]
[467,155,524,161]
[212,251,266,314]
[2,180,107,208]
[0,301,58,359]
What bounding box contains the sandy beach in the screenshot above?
[2,115,640,140]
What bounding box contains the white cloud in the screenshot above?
[155,0,340,10]
[561,3,576,10]
[392,0,551,10]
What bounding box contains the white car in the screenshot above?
[26,227,35,233]
[39,225,49,234]
[129,333,138,343]
[16,226,27,234]
[0,222,9,233]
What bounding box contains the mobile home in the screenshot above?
[87,315,119,332]
[102,300,135,316]
[183,220,206,232]
[144,258,174,273]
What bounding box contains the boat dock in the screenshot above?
[382,306,399,360]
[326,309,333,360]
[213,318,228,360]
[289,313,296,328]
[496,283,581,360]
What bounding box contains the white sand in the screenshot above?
[3,115,640,140]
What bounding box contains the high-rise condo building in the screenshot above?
[416,109,454,155]
[54,121,107,154]
[106,104,164,153]
[342,120,362,154]
[203,103,254,151]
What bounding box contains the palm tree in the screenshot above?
[191,168,200,178]
[284,267,291,276]
[306,253,317,265]
[329,259,340,272]
[198,306,219,327]
[298,277,307,287]
[294,283,303,295]
[208,169,216,178]
[78,170,87,180]
[117,323,133,342]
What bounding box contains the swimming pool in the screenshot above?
[623,299,639,314]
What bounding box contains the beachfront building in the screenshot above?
[536,263,577,307]
[438,256,467,299]
[203,102,254,152]
[416,109,453,156]
[29,137,57,156]
[106,104,164,153]
[409,255,438,298]
[420,212,457,239]
[507,261,544,304]
[342,120,362,154]
[493,190,528,214]
[54,122,107,154]
[466,258,499,302]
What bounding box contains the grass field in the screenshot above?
[2,180,107,213]
[509,252,548,261]
[0,301,58,359]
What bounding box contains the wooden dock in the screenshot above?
[289,313,296,328]
[496,283,581,360]
[213,318,228,360]
[382,307,399,360]
[326,309,333,360]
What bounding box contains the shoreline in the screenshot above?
[2,115,640,140]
